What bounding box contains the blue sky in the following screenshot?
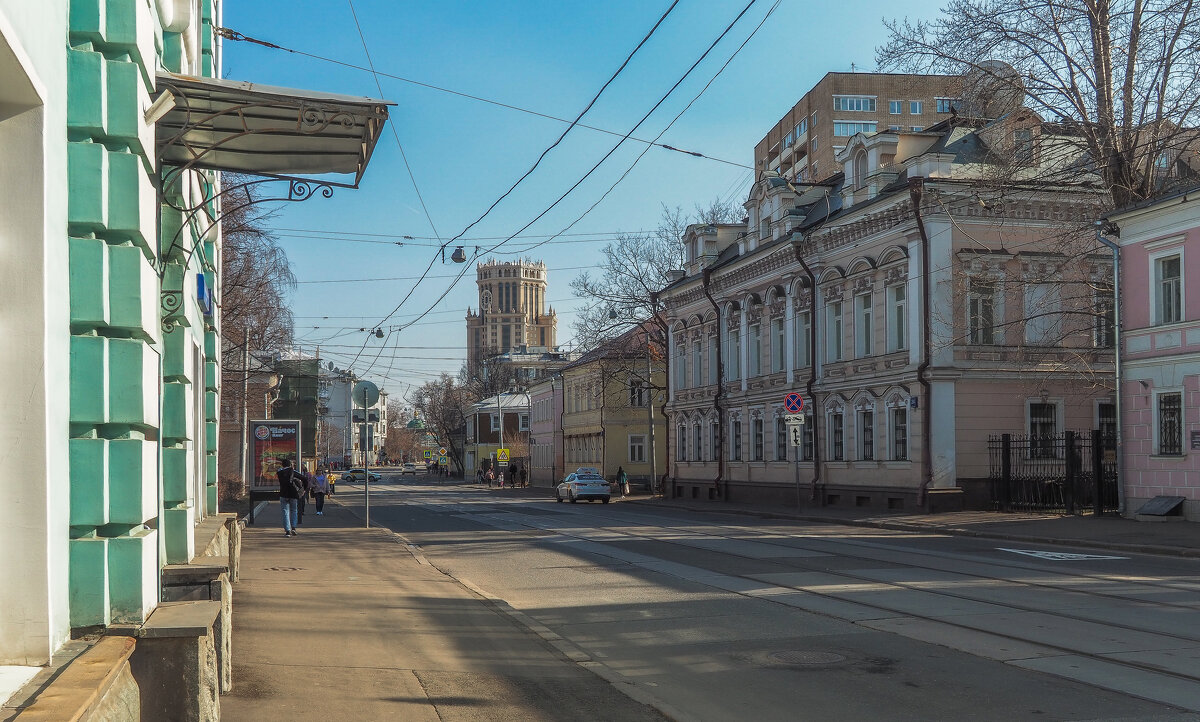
[221,0,941,398]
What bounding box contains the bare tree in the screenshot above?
[408,373,473,474]
[877,0,1200,207]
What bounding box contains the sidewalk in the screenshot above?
[468,482,1200,558]
[221,497,666,721]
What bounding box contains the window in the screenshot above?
[891,407,908,460]
[748,323,762,376]
[1158,392,1183,455]
[1029,402,1058,459]
[731,420,743,461]
[1154,254,1182,325]
[833,121,878,137]
[772,317,785,373]
[855,294,873,357]
[708,333,719,384]
[889,100,902,114]
[887,284,907,352]
[693,424,703,462]
[677,425,687,461]
[888,125,902,131]
[727,327,741,380]
[675,338,687,389]
[752,418,765,461]
[1024,283,1061,344]
[909,100,923,114]
[490,413,500,432]
[1098,402,1116,441]
[1014,128,1034,164]
[968,279,996,344]
[853,151,868,186]
[519,414,530,431]
[795,311,812,367]
[794,118,808,137]
[935,97,959,113]
[775,418,788,460]
[1094,282,1115,348]
[909,126,924,132]
[710,421,719,462]
[811,138,818,152]
[692,340,703,384]
[802,414,814,460]
[759,217,770,240]
[826,301,844,362]
[860,410,874,460]
[834,95,876,112]
[829,413,844,461]
[629,378,647,407]
[784,130,794,148]
[629,434,646,463]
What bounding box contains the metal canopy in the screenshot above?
[155,72,393,187]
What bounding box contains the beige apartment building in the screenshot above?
[754,72,961,183]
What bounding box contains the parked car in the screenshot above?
[401,462,418,475]
[574,467,601,476]
[341,468,381,483]
[556,473,611,504]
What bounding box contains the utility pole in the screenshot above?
[647,327,657,495]
[239,327,249,496]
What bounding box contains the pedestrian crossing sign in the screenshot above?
[496,448,510,462]
[423,450,432,459]
[438,455,448,466]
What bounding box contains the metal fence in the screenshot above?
[987,430,1119,514]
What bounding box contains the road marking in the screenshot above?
[996,547,1128,561]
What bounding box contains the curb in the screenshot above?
[621,499,1200,559]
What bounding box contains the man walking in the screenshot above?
[277,458,303,537]
[616,466,629,497]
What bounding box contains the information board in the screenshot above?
[250,420,301,493]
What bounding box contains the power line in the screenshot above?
[215,27,754,172]
[294,264,594,284]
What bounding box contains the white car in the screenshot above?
[340,468,381,483]
[401,462,418,475]
[556,473,611,504]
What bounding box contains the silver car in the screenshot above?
[556,473,611,504]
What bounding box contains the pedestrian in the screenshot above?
[276,458,303,537]
[312,467,329,516]
[295,464,311,525]
[617,466,629,496]
[519,464,528,488]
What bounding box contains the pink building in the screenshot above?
[1108,187,1200,521]
[528,376,564,486]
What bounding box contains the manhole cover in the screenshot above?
[768,650,846,666]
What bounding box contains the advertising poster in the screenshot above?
[250,420,301,494]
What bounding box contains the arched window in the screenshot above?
[853,151,868,187]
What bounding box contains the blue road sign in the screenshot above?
[784,393,805,414]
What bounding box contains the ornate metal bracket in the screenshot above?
[161,289,184,333]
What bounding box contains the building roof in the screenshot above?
[470,391,531,413]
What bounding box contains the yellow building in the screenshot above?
[561,325,667,486]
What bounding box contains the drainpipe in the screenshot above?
[908,177,935,508]
[1095,221,1126,515]
[701,269,725,498]
[558,375,566,483]
[788,238,822,503]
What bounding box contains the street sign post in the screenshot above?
[496,448,510,467]
[353,380,379,529]
[438,455,448,466]
[784,392,805,414]
[783,392,806,513]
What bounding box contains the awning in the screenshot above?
[155,72,393,187]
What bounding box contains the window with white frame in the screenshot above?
[708,332,719,383]
[935,97,959,113]
[629,378,647,407]
[692,339,703,385]
[802,412,814,461]
[889,100,902,114]
[752,417,765,461]
[775,417,788,460]
[795,118,808,137]
[859,409,874,461]
[833,95,876,112]
[693,423,703,462]
[968,279,996,344]
[677,424,687,461]
[1014,128,1034,164]
[519,414,530,431]
[1024,282,1061,344]
[833,121,878,136]
[784,130,794,148]
[828,412,844,461]
[629,434,646,463]
[772,317,785,372]
[710,421,719,462]
[748,322,762,376]
[795,310,812,366]
[1028,402,1058,459]
[731,419,743,461]
[887,283,907,351]
[891,407,908,460]
[490,413,500,431]
[1093,281,1115,347]
[910,126,924,132]
[855,294,873,357]
[1153,253,1182,325]
[727,327,741,380]
[675,338,687,389]
[1157,392,1183,455]
[908,100,923,114]
[826,301,844,362]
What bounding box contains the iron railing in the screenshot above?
[987,430,1119,514]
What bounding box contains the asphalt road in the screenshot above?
[341,473,1200,722]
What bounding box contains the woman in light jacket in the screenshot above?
[312,467,330,516]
